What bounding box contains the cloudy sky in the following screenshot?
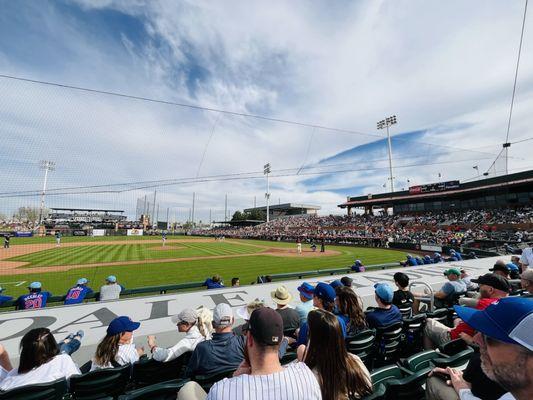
[0,0,532,221]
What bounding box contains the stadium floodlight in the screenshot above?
[264,163,271,223]
[377,116,397,193]
[38,160,55,226]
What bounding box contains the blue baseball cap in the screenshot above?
[28,282,42,289]
[297,282,315,300]
[77,278,88,285]
[314,282,336,303]
[374,283,394,303]
[106,275,117,283]
[330,279,343,289]
[107,316,140,336]
[506,262,519,271]
[354,260,362,265]
[454,297,533,351]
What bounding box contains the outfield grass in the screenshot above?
[0,238,405,298]
[5,234,192,245]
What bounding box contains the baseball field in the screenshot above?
[0,236,406,298]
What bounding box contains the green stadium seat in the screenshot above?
[425,308,450,326]
[399,350,441,373]
[0,378,67,400]
[438,338,469,356]
[370,364,429,400]
[131,352,191,388]
[118,380,188,400]
[346,329,376,370]
[280,351,298,365]
[193,368,236,392]
[361,383,387,400]
[432,348,474,370]
[373,322,403,367]
[401,314,426,355]
[69,363,131,400]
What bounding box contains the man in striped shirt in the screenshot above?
[178,307,321,400]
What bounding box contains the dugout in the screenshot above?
[339,169,533,215]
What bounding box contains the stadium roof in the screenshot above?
[50,208,125,213]
[244,203,321,212]
[215,219,264,226]
[339,169,533,208]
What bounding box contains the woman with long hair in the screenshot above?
[0,328,80,391]
[336,286,368,336]
[298,309,372,400]
[91,316,143,370]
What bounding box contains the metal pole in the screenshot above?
[38,167,50,225]
[191,192,195,225]
[156,204,159,227]
[209,209,212,225]
[166,207,169,229]
[152,190,157,227]
[266,171,270,222]
[386,125,394,193]
[254,196,256,208]
[224,194,228,222]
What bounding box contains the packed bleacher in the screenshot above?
[197,207,533,248]
[0,256,532,400]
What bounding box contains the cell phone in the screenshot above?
[433,371,451,382]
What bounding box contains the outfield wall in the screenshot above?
[0,256,503,357]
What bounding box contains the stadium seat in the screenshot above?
[79,360,92,374]
[425,308,450,327]
[438,338,469,356]
[432,348,475,370]
[346,329,376,370]
[131,352,191,388]
[370,363,429,400]
[193,368,236,392]
[401,314,426,355]
[118,380,188,400]
[373,322,403,367]
[280,351,298,365]
[361,383,387,400]
[0,378,67,400]
[69,363,131,400]
[399,350,441,373]
[398,304,413,319]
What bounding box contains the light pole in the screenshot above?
[264,163,271,223]
[377,115,397,193]
[38,160,55,226]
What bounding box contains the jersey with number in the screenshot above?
[16,291,51,310]
[64,285,93,305]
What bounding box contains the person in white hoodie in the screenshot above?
[148,308,212,362]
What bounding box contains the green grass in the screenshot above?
[5,234,195,245]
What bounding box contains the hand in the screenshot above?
[147,335,156,348]
[137,346,145,357]
[429,367,449,377]
[447,367,471,393]
[458,332,475,345]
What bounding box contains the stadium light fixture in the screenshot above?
[264,163,271,223]
[38,160,55,226]
[377,115,397,193]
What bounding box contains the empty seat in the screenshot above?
[194,368,236,392]
[0,378,67,400]
[346,329,376,370]
[118,380,188,400]
[401,314,426,355]
[69,364,131,400]
[438,338,469,356]
[132,352,191,388]
[370,364,428,400]
[374,322,403,367]
[432,348,474,370]
[399,350,441,373]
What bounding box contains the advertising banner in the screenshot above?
[127,228,143,236]
[421,244,443,252]
[92,229,106,237]
[72,230,87,236]
[14,231,33,237]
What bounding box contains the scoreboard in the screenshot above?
[409,180,460,195]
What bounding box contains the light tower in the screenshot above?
[38,160,55,226]
[377,115,397,193]
[264,163,271,223]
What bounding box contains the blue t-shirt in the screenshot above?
[203,279,224,289]
[0,295,13,305]
[296,313,347,346]
[441,280,467,297]
[16,291,51,310]
[365,305,403,329]
[407,258,417,266]
[64,285,93,305]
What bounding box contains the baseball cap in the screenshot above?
[489,264,509,274]
[454,297,533,351]
[77,278,88,285]
[506,262,519,272]
[330,279,343,289]
[107,316,140,336]
[374,283,394,303]
[314,282,336,303]
[213,303,233,327]
[471,273,510,292]
[270,285,293,305]
[341,276,353,287]
[297,282,315,300]
[28,282,42,289]
[246,307,283,346]
[171,308,198,325]
[106,275,117,283]
[443,268,461,277]
[354,260,362,265]
[521,269,533,282]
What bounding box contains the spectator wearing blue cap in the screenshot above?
[295,282,346,346]
[295,282,315,324]
[365,283,402,329]
[15,282,51,310]
[329,279,343,290]
[98,275,123,301]
[64,278,93,305]
[430,298,533,400]
[91,316,143,370]
[351,259,365,272]
[401,254,418,267]
[506,263,520,280]
[433,252,443,263]
[423,255,433,264]
[0,286,13,306]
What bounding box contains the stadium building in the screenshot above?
[339,169,533,215]
[244,202,321,220]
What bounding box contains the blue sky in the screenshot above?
[0,0,532,219]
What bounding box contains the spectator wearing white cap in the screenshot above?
[15,282,51,310]
[98,275,122,301]
[147,308,207,362]
[185,303,245,377]
[271,285,300,333]
[64,278,93,305]
[520,269,533,297]
[519,246,533,270]
[0,286,13,306]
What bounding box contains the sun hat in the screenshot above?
[270,285,293,305]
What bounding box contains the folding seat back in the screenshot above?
[132,352,191,388]
[0,378,67,400]
[69,364,131,400]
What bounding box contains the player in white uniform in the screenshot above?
[297,240,302,255]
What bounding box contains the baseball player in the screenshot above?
[297,239,302,255]
[55,231,62,247]
[3,235,9,249]
[162,231,167,247]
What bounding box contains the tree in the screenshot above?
[14,207,41,223]
[231,211,245,221]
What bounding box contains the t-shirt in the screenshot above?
[294,301,315,324]
[276,307,300,332]
[0,295,13,305]
[441,280,467,297]
[90,343,139,371]
[99,284,122,301]
[16,291,52,310]
[203,279,225,289]
[206,361,321,400]
[450,298,499,340]
[0,354,80,392]
[297,314,346,346]
[520,247,533,268]
[365,306,403,329]
[392,290,414,308]
[64,285,93,305]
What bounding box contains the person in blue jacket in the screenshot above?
[0,286,13,306]
[351,259,365,272]
[203,274,225,289]
[433,252,443,263]
[423,255,433,264]
[415,256,424,265]
[16,282,52,310]
[64,278,94,305]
